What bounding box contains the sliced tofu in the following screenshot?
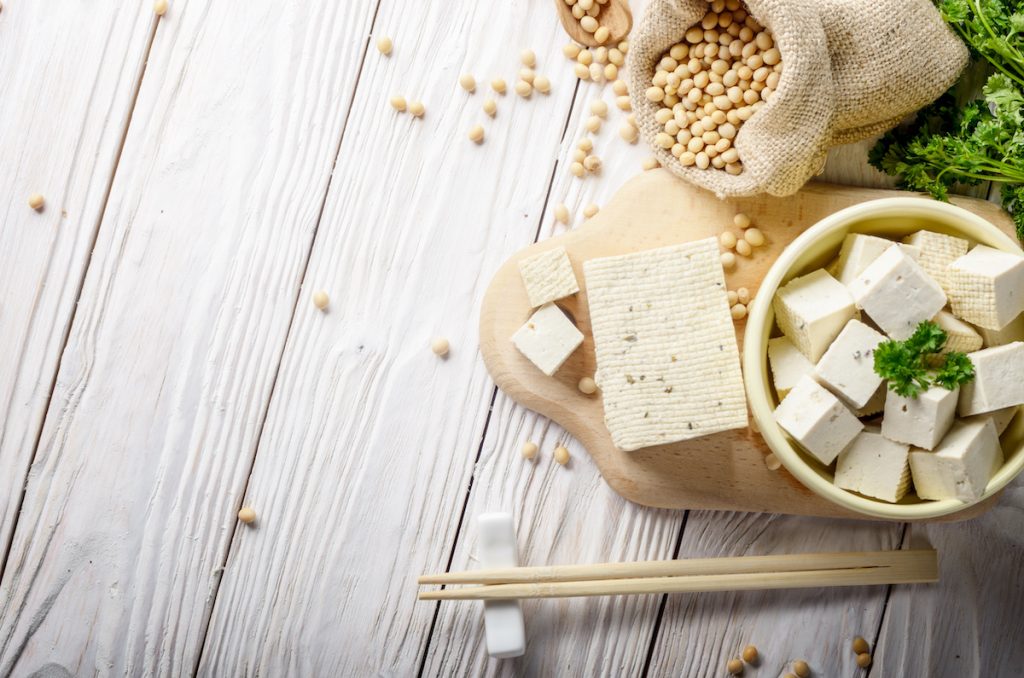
[834,429,911,502]
[958,342,1024,416]
[767,336,815,400]
[518,246,580,308]
[881,384,959,450]
[902,230,969,293]
[848,244,947,340]
[584,239,747,451]
[979,312,1024,347]
[932,310,983,354]
[834,233,920,286]
[773,269,857,362]
[947,245,1024,330]
[773,376,864,466]
[510,303,583,376]
[909,419,1003,501]
[814,319,886,409]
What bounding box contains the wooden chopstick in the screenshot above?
[417,549,937,601]
[418,549,934,585]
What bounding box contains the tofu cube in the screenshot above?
[856,386,887,417]
[518,246,580,308]
[909,419,1003,501]
[963,406,1018,436]
[767,336,815,400]
[947,245,1024,330]
[881,384,959,450]
[834,233,920,285]
[814,319,887,409]
[511,303,583,376]
[834,429,911,502]
[958,342,1024,416]
[774,376,864,465]
[902,230,969,293]
[773,269,857,362]
[848,244,947,340]
[932,310,982,354]
[979,312,1024,347]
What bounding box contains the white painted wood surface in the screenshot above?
[1,0,1022,676]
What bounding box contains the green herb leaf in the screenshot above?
[873,320,976,398]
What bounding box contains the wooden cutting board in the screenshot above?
[480,170,1016,519]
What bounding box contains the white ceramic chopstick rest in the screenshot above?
[477,512,526,658]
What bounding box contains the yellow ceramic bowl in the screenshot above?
[744,197,1024,519]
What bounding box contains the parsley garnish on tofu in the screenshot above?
[873,321,976,398]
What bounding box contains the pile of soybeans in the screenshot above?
[644,0,782,175]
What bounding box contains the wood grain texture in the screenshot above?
[0,1,378,674]
[196,1,588,675]
[478,170,1015,517]
[0,0,154,570]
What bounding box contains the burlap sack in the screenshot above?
[628,0,968,198]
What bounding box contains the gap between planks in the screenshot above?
[415,75,585,678]
[0,10,161,584]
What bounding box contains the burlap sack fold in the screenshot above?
[628,0,968,198]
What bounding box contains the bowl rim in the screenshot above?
[743,196,1023,519]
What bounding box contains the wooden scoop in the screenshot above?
[554,0,632,48]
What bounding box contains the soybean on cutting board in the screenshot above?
[479,170,1017,519]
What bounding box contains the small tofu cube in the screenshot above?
[773,376,864,465]
[958,342,1024,416]
[773,269,857,362]
[767,336,814,400]
[979,312,1024,347]
[902,230,969,293]
[848,244,946,340]
[881,384,959,450]
[932,310,982,354]
[909,419,1003,501]
[963,406,1018,436]
[511,303,583,376]
[834,429,911,502]
[518,246,580,307]
[814,319,886,409]
[947,245,1024,330]
[834,233,920,285]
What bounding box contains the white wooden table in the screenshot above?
[0,2,1021,676]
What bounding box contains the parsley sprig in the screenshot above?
[869,0,1024,241]
[873,321,976,398]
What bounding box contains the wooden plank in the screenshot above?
[0,1,154,568]
[645,512,902,676]
[196,1,589,674]
[0,1,378,674]
[872,481,1024,675]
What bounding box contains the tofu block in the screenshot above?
[848,244,947,340]
[964,406,1018,436]
[518,246,580,307]
[958,342,1024,416]
[584,239,747,451]
[902,230,969,293]
[881,384,959,450]
[773,269,857,362]
[511,303,583,376]
[834,233,920,285]
[932,310,983,354]
[774,376,864,465]
[856,386,887,417]
[909,419,1003,501]
[947,245,1024,330]
[979,311,1024,347]
[477,513,526,658]
[834,429,911,502]
[767,336,814,400]
[814,319,887,409]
